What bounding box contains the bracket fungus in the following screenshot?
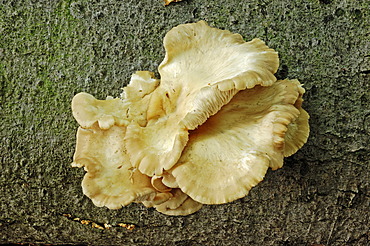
[71,21,309,216]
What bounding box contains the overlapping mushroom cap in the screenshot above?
[169,79,308,204]
[72,125,156,209]
[71,21,309,216]
[125,21,279,176]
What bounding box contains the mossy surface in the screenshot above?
[1,0,369,244]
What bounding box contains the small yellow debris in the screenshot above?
[80,220,91,225]
[104,223,112,229]
[118,223,136,230]
[92,222,105,230]
[62,213,136,231]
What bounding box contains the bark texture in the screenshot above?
[1,0,369,245]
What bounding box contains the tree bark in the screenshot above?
[1,0,369,245]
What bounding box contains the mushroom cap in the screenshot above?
[283,81,310,157]
[161,171,179,188]
[125,21,279,177]
[121,71,159,101]
[140,176,174,207]
[72,71,158,130]
[283,108,310,157]
[158,20,279,129]
[72,125,155,209]
[170,80,306,204]
[140,192,173,207]
[121,71,161,127]
[151,175,172,192]
[72,92,129,129]
[153,189,203,216]
[160,21,278,91]
[124,119,189,176]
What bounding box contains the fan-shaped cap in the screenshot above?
[153,189,203,216]
[170,80,307,204]
[140,192,173,207]
[151,175,172,192]
[72,71,158,130]
[161,171,179,188]
[121,71,161,127]
[72,125,155,209]
[284,108,310,157]
[283,80,310,157]
[140,176,174,208]
[72,93,129,129]
[125,118,189,176]
[121,71,159,101]
[125,21,279,176]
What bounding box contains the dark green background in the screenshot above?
[1,0,369,245]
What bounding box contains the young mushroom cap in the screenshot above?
[161,171,179,188]
[72,93,130,129]
[121,71,161,127]
[121,71,159,101]
[139,182,176,208]
[151,175,172,192]
[153,189,203,216]
[140,192,173,207]
[72,71,159,131]
[170,80,307,204]
[125,20,279,177]
[72,125,155,209]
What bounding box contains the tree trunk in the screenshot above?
[1,0,368,245]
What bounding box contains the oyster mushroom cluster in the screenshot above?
[71,21,309,216]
